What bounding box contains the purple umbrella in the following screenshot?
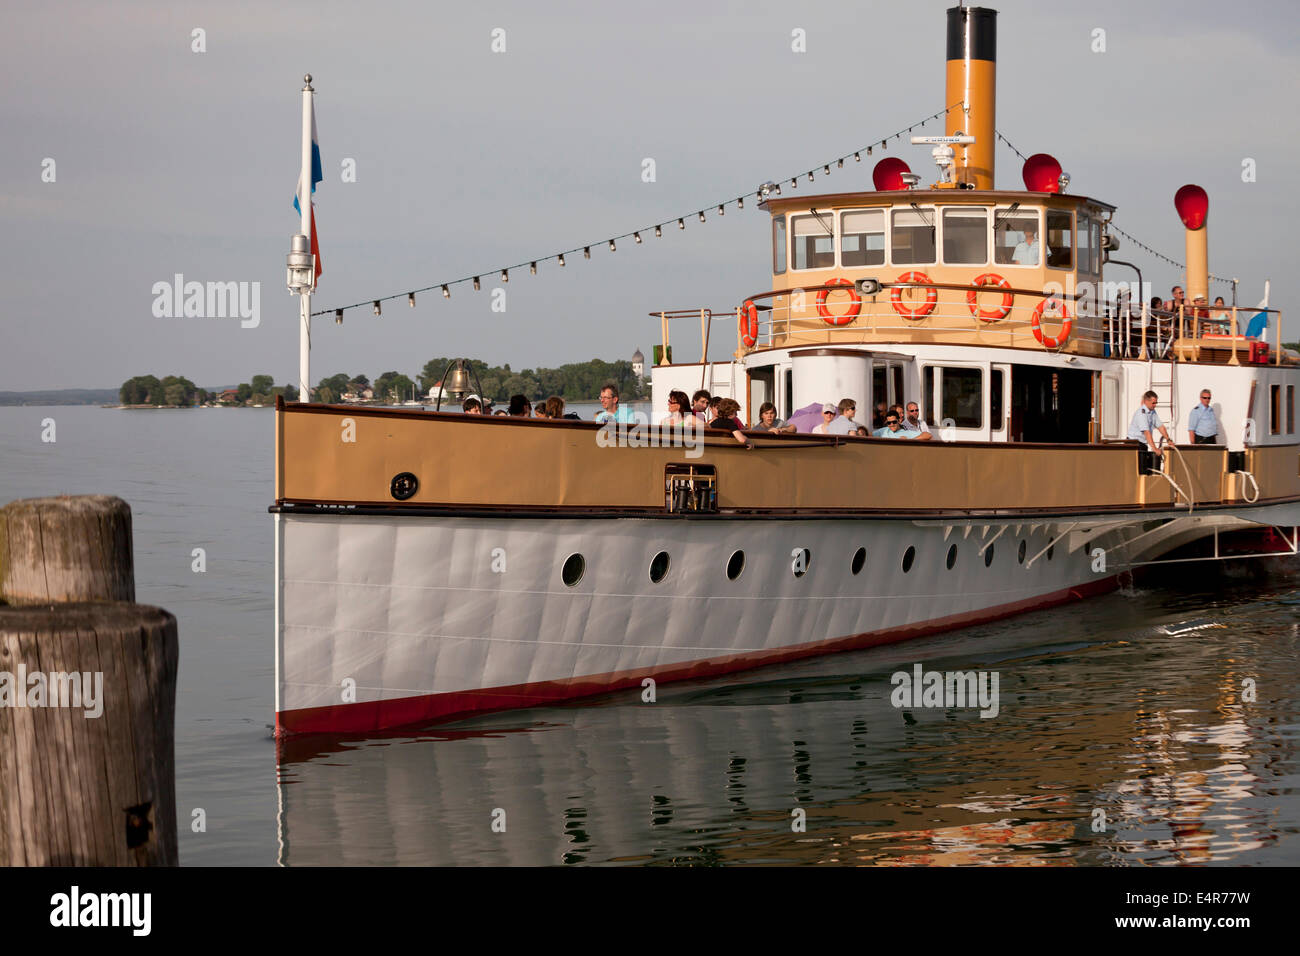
[787,401,832,434]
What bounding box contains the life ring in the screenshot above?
[739,300,759,348]
[967,273,1013,322]
[890,271,937,319]
[1031,297,1073,348]
[815,278,861,326]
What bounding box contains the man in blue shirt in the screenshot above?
[1187,389,1219,444]
[1128,390,1172,456]
[873,412,923,439]
[595,383,635,423]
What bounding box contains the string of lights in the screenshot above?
[315,105,966,319]
[995,129,1234,287]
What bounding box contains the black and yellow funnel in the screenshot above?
[945,6,997,190]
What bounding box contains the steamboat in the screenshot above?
[273,6,1299,735]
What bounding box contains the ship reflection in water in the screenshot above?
[275,563,1298,866]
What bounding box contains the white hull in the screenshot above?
[273,507,1297,734]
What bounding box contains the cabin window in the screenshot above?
[1078,215,1094,276]
[1090,219,1102,274]
[924,365,983,429]
[1045,209,1073,269]
[990,368,1004,431]
[773,216,787,274]
[1270,384,1281,435]
[891,208,936,265]
[840,209,886,267]
[993,207,1041,266]
[791,213,835,270]
[942,207,989,265]
[1288,385,1295,435]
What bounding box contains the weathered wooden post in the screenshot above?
[0,495,178,866]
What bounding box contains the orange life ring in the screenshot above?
[816,278,861,326]
[890,271,937,319]
[740,300,759,348]
[967,273,1013,322]
[1031,297,1073,348]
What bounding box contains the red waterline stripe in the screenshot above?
[276,574,1119,736]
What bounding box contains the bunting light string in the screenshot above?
[995,129,1233,286]
[314,105,966,318]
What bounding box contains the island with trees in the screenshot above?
[112,357,646,409]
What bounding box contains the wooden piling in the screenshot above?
[0,495,177,866]
[0,495,135,606]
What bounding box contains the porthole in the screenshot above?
[946,544,957,570]
[902,546,916,573]
[1047,544,1055,561]
[390,471,419,501]
[727,550,745,581]
[1018,539,1027,564]
[792,548,812,578]
[649,551,670,584]
[851,547,867,575]
[984,544,995,567]
[561,553,585,587]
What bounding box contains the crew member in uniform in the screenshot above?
[1187,389,1219,444]
[1128,390,1173,456]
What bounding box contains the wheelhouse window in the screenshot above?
[923,365,983,429]
[1289,385,1295,435]
[1078,214,1094,276]
[942,207,989,265]
[1045,209,1073,269]
[840,209,886,267]
[1270,384,1281,435]
[773,215,787,275]
[791,213,835,270]
[891,208,936,265]
[1090,219,1102,275]
[993,207,1041,266]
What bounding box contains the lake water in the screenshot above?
[2,406,1297,866]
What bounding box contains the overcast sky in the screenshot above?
[1,0,1296,391]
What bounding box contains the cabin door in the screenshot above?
[991,364,1010,441]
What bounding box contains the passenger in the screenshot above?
[873,412,924,439]
[873,401,888,430]
[664,389,692,425]
[691,390,712,422]
[903,402,931,435]
[544,396,569,420]
[708,398,752,447]
[462,397,482,414]
[534,403,549,419]
[812,403,837,434]
[595,383,634,423]
[889,403,905,427]
[1012,226,1040,265]
[707,395,722,423]
[752,401,796,434]
[1164,285,1185,315]
[507,394,532,417]
[1212,296,1230,334]
[493,409,509,416]
[1187,389,1219,445]
[1128,389,1173,456]
[826,398,864,436]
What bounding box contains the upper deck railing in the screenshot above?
[649,284,1291,369]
